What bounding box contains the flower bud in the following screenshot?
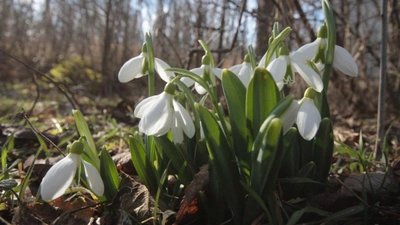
[318,24,328,39]
[278,46,290,56]
[304,87,318,99]
[244,54,250,63]
[69,140,84,154]
[164,82,176,95]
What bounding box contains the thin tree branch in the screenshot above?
[22,111,65,157]
[27,73,40,116]
[292,0,316,40]
[186,0,247,68]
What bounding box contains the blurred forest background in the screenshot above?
[0,0,399,150]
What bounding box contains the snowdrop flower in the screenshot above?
[229,55,254,87]
[118,44,193,86]
[295,24,358,77]
[281,90,321,140]
[190,54,222,95]
[40,141,104,202]
[267,46,324,92]
[134,83,195,143]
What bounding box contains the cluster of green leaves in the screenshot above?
[125,1,339,224]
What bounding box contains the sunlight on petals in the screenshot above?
[333,45,358,77]
[118,54,145,83]
[154,58,175,82]
[40,154,79,201]
[83,161,104,196]
[296,98,321,141]
[267,56,287,90]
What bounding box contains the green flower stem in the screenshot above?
[322,0,336,92]
[196,41,230,139]
[247,45,257,69]
[263,27,292,67]
[145,33,156,96]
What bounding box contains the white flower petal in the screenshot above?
[267,56,287,90]
[40,153,79,201]
[315,62,325,73]
[281,100,300,133]
[83,161,104,196]
[296,98,321,140]
[333,45,358,77]
[237,63,253,87]
[190,66,204,76]
[212,68,223,79]
[180,77,195,87]
[292,38,321,61]
[154,58,175,82]
[171,118,184,144]
[229,64,242,75]
[257,54,267,68]
[138,92,173,136]
[118,54,145,83]
[292,61,323,92]
[134,94,161,118]
[194,83,208,95]
[172,100,195,138]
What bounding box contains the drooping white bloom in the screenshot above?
[118,53,171,83]
[118,53,193,86]
[40,152,104,202]
[296,98,321,140]
[190,65,222,95]
[281,98,321,141]
[296,37,358,77]
[229,61,254,87]
[134,91,195,143]
[267,49,324,92]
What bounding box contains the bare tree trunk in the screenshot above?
[255,0,274,57]
[101,0,113,95]
[217,0,228,63]
[375,0,388,160]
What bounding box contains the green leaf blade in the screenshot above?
[246,67,280,137]
[222,69,249,158]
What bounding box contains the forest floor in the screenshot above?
[1,81,400,225]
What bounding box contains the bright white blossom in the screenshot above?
[267,48,324,92]
[118,53,172,82]
[295,37,358,77]
[229,60,254,87]
[118,53,193,86]
[281,98,321,141]
[190,65,222,95]
[40,142,104,202]
[134,91,195,143]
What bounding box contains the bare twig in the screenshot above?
[22,112,65,156]
[375,0,388,160]
[52,201,106,225]
[27,73,41,116]
[291,0,316,40]
[185,0,246,68]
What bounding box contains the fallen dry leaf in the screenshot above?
[174,164,209,225]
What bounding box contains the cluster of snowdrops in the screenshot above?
[38,4,358,223]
